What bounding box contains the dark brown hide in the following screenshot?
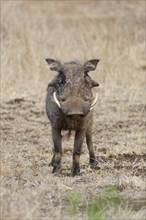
[46,59,100,175]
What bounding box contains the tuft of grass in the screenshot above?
[103,184,121,205]
[65,184,145,220]
[87,185,121,220]
[65,185,122,220]
[87,198,105,220]
[65,191,82,216]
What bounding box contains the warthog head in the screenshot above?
[46,59,99,118]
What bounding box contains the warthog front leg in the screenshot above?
[51,127,62,174]
[86,130,100,169]
[86,130,96,164]
[72,130,85,176]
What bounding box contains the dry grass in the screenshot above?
[1,1,146,220]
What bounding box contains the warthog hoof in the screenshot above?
[71,166,80,176]
[51,159,61,174]
[52,163,61,174]
[90,158,100,170]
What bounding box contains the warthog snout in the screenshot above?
[45,58,100,175]
[56,95,91,116]
[53,91,98,114]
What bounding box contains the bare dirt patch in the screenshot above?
[1,97,145,219]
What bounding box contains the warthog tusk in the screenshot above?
[90,93,98,111]
[53,92,61,108]
[53,91,98,111]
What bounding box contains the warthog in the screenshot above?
[45,58,100,176]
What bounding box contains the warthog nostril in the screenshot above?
[67,115,85,120]
[67,115,73,119]
[79,115,85,118]
[67,112,85,119]
[59,95,66,102]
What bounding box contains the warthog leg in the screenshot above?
[72,130,85,176]
[51,127,62,174]
[86,130,96,164]
[86,130,100,169]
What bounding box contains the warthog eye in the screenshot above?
[56,77,62,84]
[57,70,65,84]
[59,70,64,75]
[84,97,90,101]
[84,74,92,87]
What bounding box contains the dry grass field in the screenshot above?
[1,1,146,220]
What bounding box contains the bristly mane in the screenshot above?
[64,61,81,65]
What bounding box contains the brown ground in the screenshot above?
[1,1,146,220]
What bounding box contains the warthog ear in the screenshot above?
[84,59,100,72]
[46,58,61,71]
